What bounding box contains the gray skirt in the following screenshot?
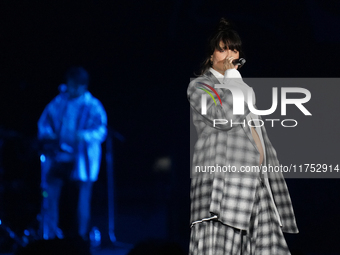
[189,178,291,255]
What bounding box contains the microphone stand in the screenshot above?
[105,127,132,249]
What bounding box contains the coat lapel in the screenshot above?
[242,117,259,153]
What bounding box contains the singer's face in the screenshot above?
[211,41,239,75]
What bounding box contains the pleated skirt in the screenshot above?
[189,178,291,255]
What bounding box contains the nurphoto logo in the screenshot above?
[198,82,312,128]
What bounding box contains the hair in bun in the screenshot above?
[200,18,244,75]
[217,17,232,31]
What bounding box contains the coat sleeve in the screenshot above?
[37,99,57,140]
[187,70,251,130]
[80,99,107,144]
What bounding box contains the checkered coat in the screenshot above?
[188,71,298,234]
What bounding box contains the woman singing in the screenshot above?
[187,18,298,255]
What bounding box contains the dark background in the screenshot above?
[1,0,340,254]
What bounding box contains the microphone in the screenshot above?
[232,58,246,67]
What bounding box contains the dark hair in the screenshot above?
[65,66,89,86]
[200,18,244,75]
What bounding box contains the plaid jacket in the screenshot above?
[188,71,298,234]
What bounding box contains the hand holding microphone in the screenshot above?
[223,57,246,71]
